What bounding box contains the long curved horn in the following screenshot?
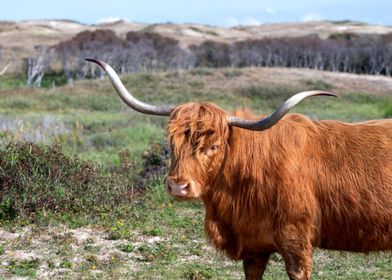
[86,59,174,116]
[227,91,337,131]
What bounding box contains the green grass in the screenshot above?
[385,104,392,118]
[190,68,214,76]
[0,74,26,90]
[303,79,334,91]
[1,181,392,279]
[1,68,392,279]
[8,259,40,278]
[0,72,68,90]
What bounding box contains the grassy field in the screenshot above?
[1,67,392,279]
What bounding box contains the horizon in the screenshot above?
[2,0,392,27]
[3,18,387,27]
[3,18,385,28]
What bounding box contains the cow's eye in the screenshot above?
[210,145,218,151]
[204,144,219,156]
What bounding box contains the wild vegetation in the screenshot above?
[192,33,392,74]
[17,29,392,87]
[1,66,392,278]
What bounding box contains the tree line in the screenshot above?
[24,29,392,87]
[192,33,392,76]
[24,30,196,86]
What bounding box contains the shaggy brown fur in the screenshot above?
[167,102,392,280]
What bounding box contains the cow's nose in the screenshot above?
[167,179,191,196]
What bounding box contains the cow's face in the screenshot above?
[166,103,229,200]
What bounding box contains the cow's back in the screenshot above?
[310,119,392,252]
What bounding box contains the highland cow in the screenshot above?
[87,59,392,280]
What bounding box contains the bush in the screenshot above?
[0,142,130,220]
[137,141,171,187]
[0,141,171,221]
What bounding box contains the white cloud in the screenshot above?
[96,17,129,24]
[302,12,324,22]
[265,8,275,14]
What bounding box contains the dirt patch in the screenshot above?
[0,225,220,279]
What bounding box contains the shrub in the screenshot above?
[137,141,171,187]
[0,141,171,221]
[0,142,130,220]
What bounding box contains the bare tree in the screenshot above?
[53,29,196,82]
[190,40,231,67]
[0,61,12,76]
[55,30,126,82]
[124,32,196,71]
[190,34,392,77]
[0,46,13,76]
[48,29,392,80]
[26,45,52,87]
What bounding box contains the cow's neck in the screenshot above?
[202,127,272,221]
[201,127,274,258]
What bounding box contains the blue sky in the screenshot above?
[2,0,392,26]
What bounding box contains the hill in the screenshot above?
[1,19,392,74]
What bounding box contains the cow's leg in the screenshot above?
[275,224,313,280]
[243,253,271,280]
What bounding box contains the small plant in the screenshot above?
[183,264,214,280]
[137,242,173,262]
[59,259,72,269]
[47,260,55,269]
[10,259,40,277]
[86,254,99,269]
[119,243,134,253]
[108,219,130,240]
[0,244,5,255]
[143,228,162,236]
